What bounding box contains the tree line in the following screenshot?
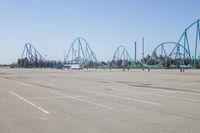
[10,58,63,69]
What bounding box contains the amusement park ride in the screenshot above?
[21,43,45,64]
[20,19,200,69]
[63,37,98,69]
[145,19,200,69]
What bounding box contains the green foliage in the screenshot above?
[11,58,63,69]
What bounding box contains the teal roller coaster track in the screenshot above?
[144,19,200,68]
[64,37,98,66]
[21,43,45,63]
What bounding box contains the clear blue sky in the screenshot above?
[0,0,200,64]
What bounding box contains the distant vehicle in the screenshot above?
[180,65,192,69]
[63,64,84,70]
[70,64,84,70]
[63,64,71,69]
[56,64,64,69]
[170,65,176,69]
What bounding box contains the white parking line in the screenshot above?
[145,93,200,103]
[29,96,77,100]
[81,89,162,106]
[115,92,200,103]
[9,91,50,114]
[15,81,31,87]
[49,90,115,110]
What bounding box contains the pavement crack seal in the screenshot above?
[9,91,50,114]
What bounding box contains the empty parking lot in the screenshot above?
[0,69,200,133]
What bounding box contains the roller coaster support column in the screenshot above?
[194,20,200,68]
[135,41,137,63]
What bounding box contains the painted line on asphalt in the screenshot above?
[29,96,76,100]
[100,86,200,103]
[81,89,162,106]
[111,85,200,96]
[145,93,200,103]
[49,90,115,110]
[15,81,31,87]
[30,95,115,110]
[116,92,200,103]
[9,91,50,114]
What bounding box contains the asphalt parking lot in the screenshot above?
[0,68,200,133]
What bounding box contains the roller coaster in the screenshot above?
[144,19,200,68]
[64,37,98,68]
[111,45,132,68]
[21,43,45,63]
[18,20,200,69]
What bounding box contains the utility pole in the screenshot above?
[142,37,144,62]
[135,41,137,62]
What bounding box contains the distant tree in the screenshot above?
[116,60,122,67]
[17,58,21,67]
[24,58,29,68]
[185,58,190,65]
